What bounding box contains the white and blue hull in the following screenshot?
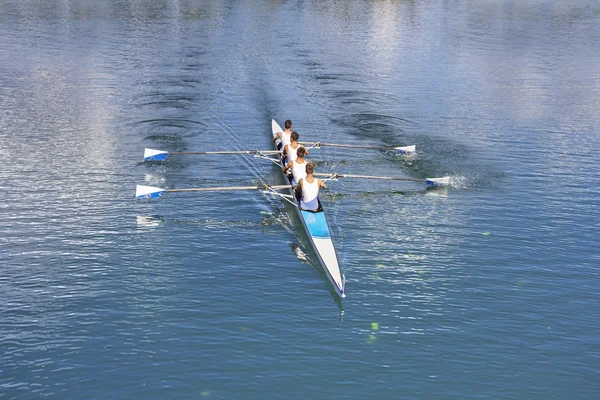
[271,120,346,298]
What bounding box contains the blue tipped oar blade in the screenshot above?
[144,148,168,161]
[425,176,450,187]
[394,145,416,155]
[136,185,166,198]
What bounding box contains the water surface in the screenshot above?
[1,1,599,399]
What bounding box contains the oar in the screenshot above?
[315,173,450,187]
[144,148,281,161]
[136,184,292,198]
[300,142,416,155]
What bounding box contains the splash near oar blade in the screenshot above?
[425,176,450,186]
[136,185,166,198]
[144,148,168,161]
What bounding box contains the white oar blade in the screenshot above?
[395,145,416,155]
[136,185,166,198]
[144,148,168,161]
[425,176,450,187]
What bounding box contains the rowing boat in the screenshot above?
[271,119,346,298]
[137,127,451,299]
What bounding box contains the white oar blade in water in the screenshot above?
[395,145,416,155]
[144,148,168,161]
[425,176,450,186]
[136,185,166,198]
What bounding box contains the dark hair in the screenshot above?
[305,162,315,174]
[297,146,306,158]
[285,120,292,129]
[291,131,299,141]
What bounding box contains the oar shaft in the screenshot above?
[169,150,280,155]
[314,173,425,182]
[165,185,292,193]
[300,142,393,150]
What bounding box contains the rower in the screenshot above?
[282,131,307,165]
[273,119,292,151]
[283,146,307,186]
[296,162,326,211]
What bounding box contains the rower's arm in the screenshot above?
[283,161,292,173]
[294,180,303,201]
[272,132,281,142]
[319,179,327,189]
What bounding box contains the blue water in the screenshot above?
[1,1,599,398]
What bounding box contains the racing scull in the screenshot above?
[271,119,346,298]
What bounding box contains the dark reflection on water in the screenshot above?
[1,0,599,398]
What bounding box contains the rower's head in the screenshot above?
[285,120,292,129]
[305,162,315,175]
[297,146,306,158]
[291,131,299,142]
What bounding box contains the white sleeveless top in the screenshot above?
[286,143,300,162]
[300,178,320,210]
[291,159,307,186]
[280,131,292,153]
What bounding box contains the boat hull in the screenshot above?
[271,120,345,298]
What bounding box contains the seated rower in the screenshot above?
[296,162,326,211]
[283,146,307,186]
[282,131,307,165]
[273,119,292,151]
